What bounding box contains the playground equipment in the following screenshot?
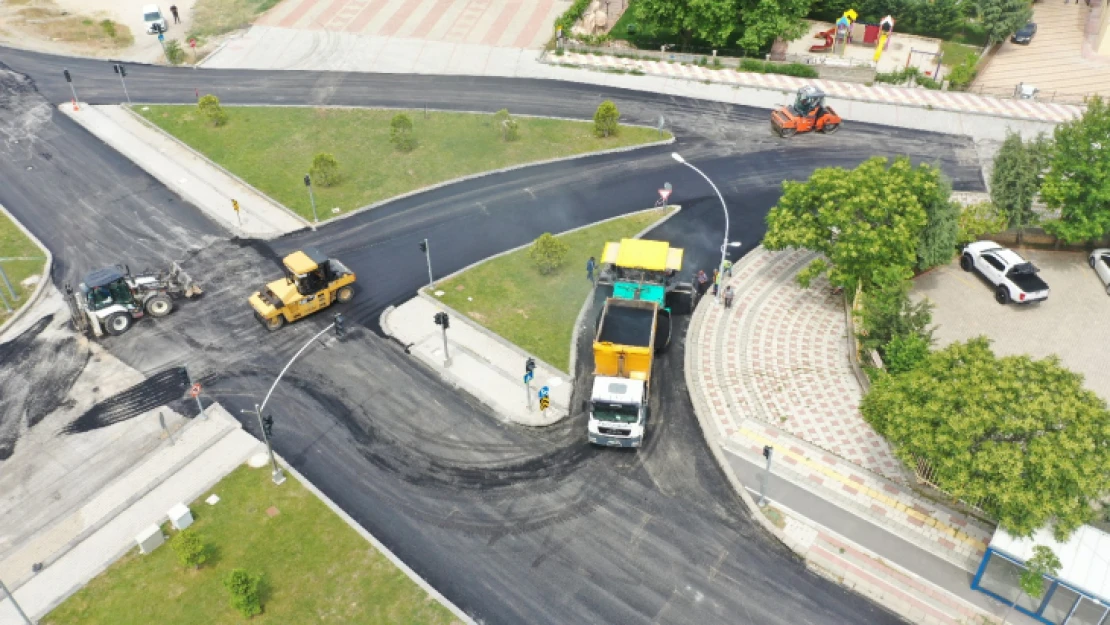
[810,28,835,53]
[873,16,895,62]
[834,9,858,55]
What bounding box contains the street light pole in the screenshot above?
[0,578,33,625]
[672,152,730,301]
[303,174,319,224]
[419,239,434,287]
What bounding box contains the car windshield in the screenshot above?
[1018,24,1034,34]
[591,402,639,424]
[144,11,161,20]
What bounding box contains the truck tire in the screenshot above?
[822,122,840,134]
[263,315,284,332]
[995,285,1011,305]
[654,310,672,353]
[144,294,174,317]
[336,286,355,303]
[105,312,133,336]
[779,127,797,138]
[960,255,973,272]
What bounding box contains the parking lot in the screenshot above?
[913,249,1110,404]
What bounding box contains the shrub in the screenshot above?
[528,233,570,275]
[947,56,978,91]
[196,94,227,127]
[884,333,930,374]
[224,568,262,618]
[855,265,934,359]
[390,113,416,152]
[739,58,766,73]
[770,63,820,78]
[554,0,591,32]
[309,152,340,187]
[593,100,620,138]
[492,109,520,141]
[957,200,1008,245]
[164,39,185,65]
[100,19,117,38]
[171,528,207,569]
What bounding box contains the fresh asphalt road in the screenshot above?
[0,46,985,624]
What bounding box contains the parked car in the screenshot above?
[960,241,1050,304]
[1011,22,1037,44]
[1089,248,1110,295]
[143,4,167,34]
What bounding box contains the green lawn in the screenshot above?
[43,466,458,625]
[137,106,669,220]
[0,210,47,324]
[941,41,980,68]
[434,208,673,372]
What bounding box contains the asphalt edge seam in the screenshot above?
[0,201,54,341]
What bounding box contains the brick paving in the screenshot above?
[259,0,569,49]
[550,50,1085,123]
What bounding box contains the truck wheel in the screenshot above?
[995,286,1011,305]
[105,312,133,336]
[144,294,174,317]
[779,127,797,138]
[822,122,840,134]
[264,315,285,332]
[336,286,354,303]
[959,255,973,272]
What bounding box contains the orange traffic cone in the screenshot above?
[72,98,79,111]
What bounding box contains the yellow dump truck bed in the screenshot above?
[593,298,657,382]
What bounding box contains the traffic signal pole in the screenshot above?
[256,403,285,485]
[420,239,434,287]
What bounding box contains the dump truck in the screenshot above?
[249,248,356,331]
[588,297,661,448]
[65,262,202,337]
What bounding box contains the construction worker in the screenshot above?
[722,259,733,277]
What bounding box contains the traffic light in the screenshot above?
[434,312,449,329]
[418,239,428,253]
[525,357,536,373]
[262,415,274,437]
[113,63,127,77]
[334,313,346,338]
[763,445,773,460]
[63,69,72,83]
[303,174,311,187]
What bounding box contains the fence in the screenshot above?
[907,452,996,519]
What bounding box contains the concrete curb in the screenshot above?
[277,456,477,625]
[4,406,237,594]
[0,201,53,342]
[121,102,673,227]
[119,105,314,234]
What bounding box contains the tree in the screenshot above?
[991,132,1052,242]
[309,152,340,187]
[197,94,227,127]
[907,0,963,38]
[861,338,1110,540]
[1041,96,1110,244]
[492,109,520,142]
[957,200,1008,245]
[1002,546,1061,624]
[593,101,620,138]
[975,0,1032,44]
[633,0,740,48]
[224,568,263,618]
[528,233,570,275]
[735,0,810,54]
[164,40,185,65]
[390,113,416,152]
[883,333,930,374]
[170,528,208,570]
[855,264,934,358]
[763,157,930,289]
[915,169,959,272]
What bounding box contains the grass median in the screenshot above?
[0,210,47,324]
[43,465,457,625]
[136,105,668,221]
[433,207,673,372]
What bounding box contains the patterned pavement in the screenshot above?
[259,0,568,49]
[551,50,1085,123]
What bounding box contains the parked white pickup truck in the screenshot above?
[960,241,1050,304]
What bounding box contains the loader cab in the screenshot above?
[791,86,827,118]
[80,267,137,312]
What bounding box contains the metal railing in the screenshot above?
[907,451,996,518]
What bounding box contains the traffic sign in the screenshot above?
[231,199,240,212]
[189,38,197,48]
[539,396,550,411]
[158,32,165,42]
[523,370,534,384]
[189,383,202,398]
[658,188,672,202]
[539,386,549,399]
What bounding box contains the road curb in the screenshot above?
[0,201,54,342]
[276,457,477,625]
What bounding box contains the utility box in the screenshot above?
[136,524,165,554]
[167,503,194,531]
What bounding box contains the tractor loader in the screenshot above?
[66,262,202,337]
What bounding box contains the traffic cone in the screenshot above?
[72,98,79,111]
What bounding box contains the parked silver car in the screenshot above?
[1090,248,1110,295]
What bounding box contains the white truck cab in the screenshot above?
[588,377,646,448]
[143,5,167,34]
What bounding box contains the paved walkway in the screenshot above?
[687,246,1023,625]
[57,104,309,239]
[381,293,570,426]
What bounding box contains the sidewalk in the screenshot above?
[57,104,309,239]
[203,26,1067,142]
[686,246,1034,625]
[0,404,261,623]
[381,293,571,427]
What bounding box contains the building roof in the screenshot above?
[600,239,683,272]
[990,525,1110,601]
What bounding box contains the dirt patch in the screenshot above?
[1,0,134,52]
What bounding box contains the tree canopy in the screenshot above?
[861,338,1110,540]
[764,156,947,289]
[632,0,809,52]
[990,132,1052,234]
[975,0,1032,43]
[1041,96,1110,243]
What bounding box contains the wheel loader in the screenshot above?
[65,262,203,337]
[249,248,356,331]
[770,86,842,137]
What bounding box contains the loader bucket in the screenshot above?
[170,262,203,299]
